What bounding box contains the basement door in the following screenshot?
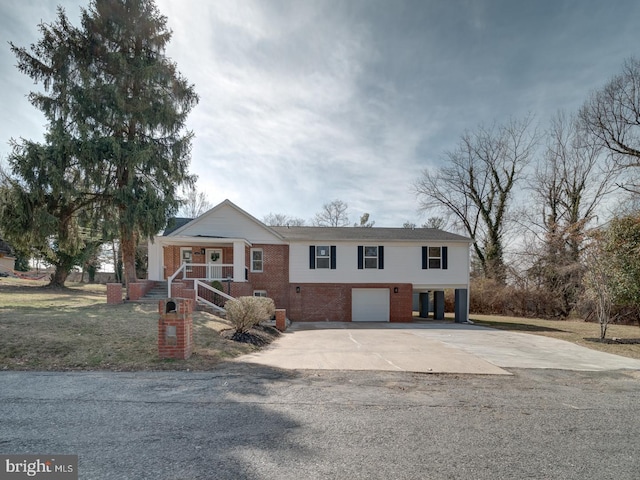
[352,288,390,322]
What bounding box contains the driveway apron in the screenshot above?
[236,322,640,374]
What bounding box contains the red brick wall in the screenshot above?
[288,283,413,322]
[246,244,290,310]
[164,246,180,279]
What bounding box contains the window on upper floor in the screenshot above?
[422,246,448,270]
[309,245,337,269]
[251,248,263,272]
[357,245,385,270]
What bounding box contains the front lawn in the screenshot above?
[0,278,263,371]
[470,314,640,360]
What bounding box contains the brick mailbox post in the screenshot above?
[158,298,193,360]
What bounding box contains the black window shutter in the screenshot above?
[422,246,428,269]
[442,246,448,270]
[330,246,337,269]
[309,245,315,269]
[378,246,384,269]
[357,246,364,269]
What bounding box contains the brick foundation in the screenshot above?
[158,298,193,360]
[129,280,155,301]
[288,283,413,322]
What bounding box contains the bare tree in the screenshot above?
[422,216,448,230]
[313,199,350,227]
[263,213,306,227]
[402,221,417,229]
[583,233,616,340]
[415,116,537,283]
[579,57,640,194]
[179,187,212,218]
[354,213,374,227]
[527,112,616,315]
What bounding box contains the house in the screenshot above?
[0,238,16,274]
[147,200,472,322]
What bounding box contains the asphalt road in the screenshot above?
[1,364,639,479]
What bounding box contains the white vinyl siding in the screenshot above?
[174,202,284,244]
[289,242,469,288]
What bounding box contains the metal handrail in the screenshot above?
[194,279,234,314]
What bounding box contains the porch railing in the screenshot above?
[168,263,235,297]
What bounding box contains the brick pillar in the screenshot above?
[275,309,287,332]
[129,283,144,301]
[158,298,193,360]
[107,283,123,304]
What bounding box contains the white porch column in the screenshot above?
[233,241,246,282]
[147,238,164,281]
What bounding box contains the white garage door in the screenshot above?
[352,288,390,322]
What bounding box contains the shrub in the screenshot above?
[226,296,276,334]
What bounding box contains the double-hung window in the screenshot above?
[365,246,378,269]
[309,245,337,269]
[422,246,448,269]
[251,248,263,272]
[357,246,384,269]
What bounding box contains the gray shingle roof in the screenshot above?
[271,226,471,243]
[163,218,194,236]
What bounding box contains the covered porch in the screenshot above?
[148,235,251,284]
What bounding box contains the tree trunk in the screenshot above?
[48,264,70,288]
[120,226,138,298]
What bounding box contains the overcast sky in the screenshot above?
[1,0,638,226]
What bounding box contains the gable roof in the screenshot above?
[271,226,471,243]
[167,199,285,241]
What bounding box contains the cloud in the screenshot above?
[2,0,640,227]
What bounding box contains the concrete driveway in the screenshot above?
[236,322,640,374]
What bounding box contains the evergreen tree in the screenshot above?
[77,0,198,293]
[7,1,198,292]
[4,9,100,287]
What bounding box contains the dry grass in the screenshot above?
[0,277,266,371]
[470,313,640,360]
[3,277,639,369]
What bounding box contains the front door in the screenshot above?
[205,248,223,279]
